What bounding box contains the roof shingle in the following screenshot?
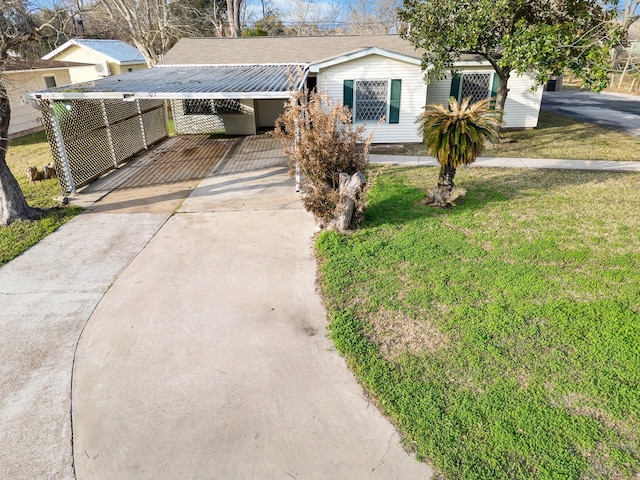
[159,35,422,66]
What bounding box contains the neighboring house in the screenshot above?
[158,35,543,142]
[42,39,147,83]
[2,57,96,137]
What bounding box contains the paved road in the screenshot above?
[541,90,640,138]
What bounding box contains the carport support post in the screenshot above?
[292,97,301,192]
[49,103,76,194]
[100,100,119,168]
[136,100,148,149]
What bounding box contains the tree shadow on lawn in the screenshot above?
[364,165,636,228]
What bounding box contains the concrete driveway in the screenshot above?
[541,90,640,138]
[0,136,432,479]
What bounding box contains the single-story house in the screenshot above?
[158,35,543,143]
[42,38,147,83]
[2,57,97,137]
[28,34,543,193]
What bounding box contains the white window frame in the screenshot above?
[353,79,390,124]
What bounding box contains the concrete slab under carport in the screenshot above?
[69,135,236,213]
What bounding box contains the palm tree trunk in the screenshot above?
[0,80,40,225]
[437,163,456,193]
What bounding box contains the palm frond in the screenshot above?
[417,97,500,168]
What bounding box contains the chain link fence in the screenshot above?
[39,98,167,193]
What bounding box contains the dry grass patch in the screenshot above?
[368,307,448,361]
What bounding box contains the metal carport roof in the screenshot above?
[28,64,308,101]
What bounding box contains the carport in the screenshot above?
[28,64,307,194]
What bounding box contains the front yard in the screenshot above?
[317,166,640,479]
[1,132,80,267]
[403,111,640,161]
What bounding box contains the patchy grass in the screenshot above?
[317,166,640,480]
[1,131,80,267]
[403,111,640,161]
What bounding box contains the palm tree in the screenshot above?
[418,97,500,194]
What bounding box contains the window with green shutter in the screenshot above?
[450,72,495,106]
[345,78,402,124]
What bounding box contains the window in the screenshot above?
[44,76,57,89]
[355,80,388,122]
[450,72,498,105]
[183,99,213,115]
[183,99,244,115]
[343,79,402,124]
[213,99,243,114]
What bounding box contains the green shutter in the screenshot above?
[343,80,354,110]
[449,73,461,102]
[490,73,500,109]
[389,79,402,124]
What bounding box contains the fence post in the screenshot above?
[137,100,148,150]
[49,102,76,194]
[100,100,119,168]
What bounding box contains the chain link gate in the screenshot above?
[39,98,167,194]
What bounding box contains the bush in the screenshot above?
[272,87,372,229]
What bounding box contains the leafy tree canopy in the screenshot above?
[399,0,622,94]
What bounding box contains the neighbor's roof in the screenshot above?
[2,57,90,73]
[160,35,422,65]
[42,39,146,65]
[28,64,307,100]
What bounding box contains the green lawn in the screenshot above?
[317,166,640,479]
[1,131,80,267]
[403,111,640,161]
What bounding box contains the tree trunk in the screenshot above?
[331,171,365,232]
[437,163,456,193]
[226,0,242,37]
[0,80,40,225]
[495,69,510,130]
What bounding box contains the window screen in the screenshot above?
[183,99,213,115]
[213,99,243,114]
[460,74,491,104]
[355,80,388,122]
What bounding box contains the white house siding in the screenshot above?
[317,54,427,143]
[424,75,452,108]
[171,99,256,136]
[425,68,542,128]
[219,99,257,135]
[256,99,286,128]
[501,72,543,128]
[5,68,72,137]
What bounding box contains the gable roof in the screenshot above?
[159,35,422,66]
[42,39,145,65]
